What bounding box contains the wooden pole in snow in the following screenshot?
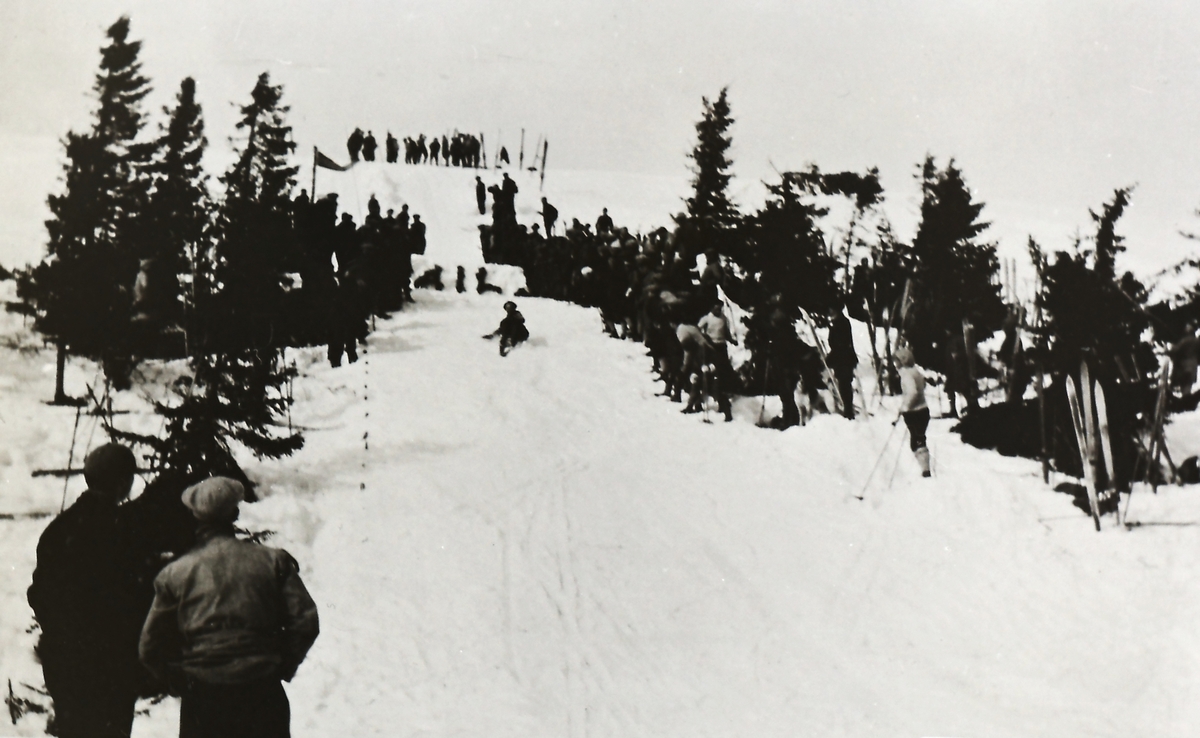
[539,140,548,190]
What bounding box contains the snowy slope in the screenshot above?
[5,279,1200,737]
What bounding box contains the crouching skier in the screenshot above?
[895,346,932,477]
[139,478,319,738]
[483,301,529,356]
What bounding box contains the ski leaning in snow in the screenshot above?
[797,308,847,417]
[1064,369,1102,531]
[1093,378,1117,524]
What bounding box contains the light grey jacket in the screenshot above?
[139,529,319,685]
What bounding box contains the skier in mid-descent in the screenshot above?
[894,345,932,477]
[484,301,530,356]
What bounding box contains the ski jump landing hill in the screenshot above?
[2,165,1200,737]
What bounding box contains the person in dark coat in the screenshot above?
[334,213,361,277]
[385,132,399,164]
[362,131,377,162]
[475,177,487,215]
[485,301,529,356]
[28,444,143,738]
[410,215,426,255]
[327,267,368,367]
[347,128,364,163]
[827,306,858,419]
[429,137,441,165]
[140,477,319,738]
[540,197,558,237]
[595,207,613,235]
[499,146,510,165]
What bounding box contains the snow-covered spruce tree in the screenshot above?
[904,155,1005,375]
[677,87,740,262]
[18,16,156,399]
[134,77,210,345]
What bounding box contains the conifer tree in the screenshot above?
[119,74,303,495]
[736,169,840,314]
[136,77,210,337]
[211,72,301,348]
[19,16,155,398]
[905,155,1005,373]
[1038,188,1152,381]
[679,87,739,261]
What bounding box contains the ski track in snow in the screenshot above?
[2,166,1200,736]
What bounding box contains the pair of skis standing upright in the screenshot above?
[1063,359,1116,531]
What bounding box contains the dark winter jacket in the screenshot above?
[139,529,319,686]
[28,491,147,659]
[498,311,529,343]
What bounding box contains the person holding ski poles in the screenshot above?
[894,345,931,477]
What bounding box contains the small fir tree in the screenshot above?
[679,87,740,261]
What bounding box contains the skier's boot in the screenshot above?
[916,447,932,478]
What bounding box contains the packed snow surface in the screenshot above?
[3,165,1200,737]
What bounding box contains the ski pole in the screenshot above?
[886,427,910,490]
[855,420,901,500]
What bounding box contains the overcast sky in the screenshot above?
[3,0,1200,281]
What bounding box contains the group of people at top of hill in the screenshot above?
[27,443,319,738]
[346,128,485,168]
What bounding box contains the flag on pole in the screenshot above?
[314,148,351,171]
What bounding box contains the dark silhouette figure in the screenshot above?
[540,197,558,236]
[499,146,510,166]
[850,258,873,321]
[362,131,377,162]
[475,176,487,215]
[413,266,445,291]
[385,132,399,164]
[484,301,529,356]
[596,207,613,235]
[456,266,467,293]
[827,307,858,419]
[347,128,364,163]
[334,213,360,277]
[28,444,144,738]
[328,269,367,366]
[476,267,503,294]
[410,215,426,255]
[441,135,450,165]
